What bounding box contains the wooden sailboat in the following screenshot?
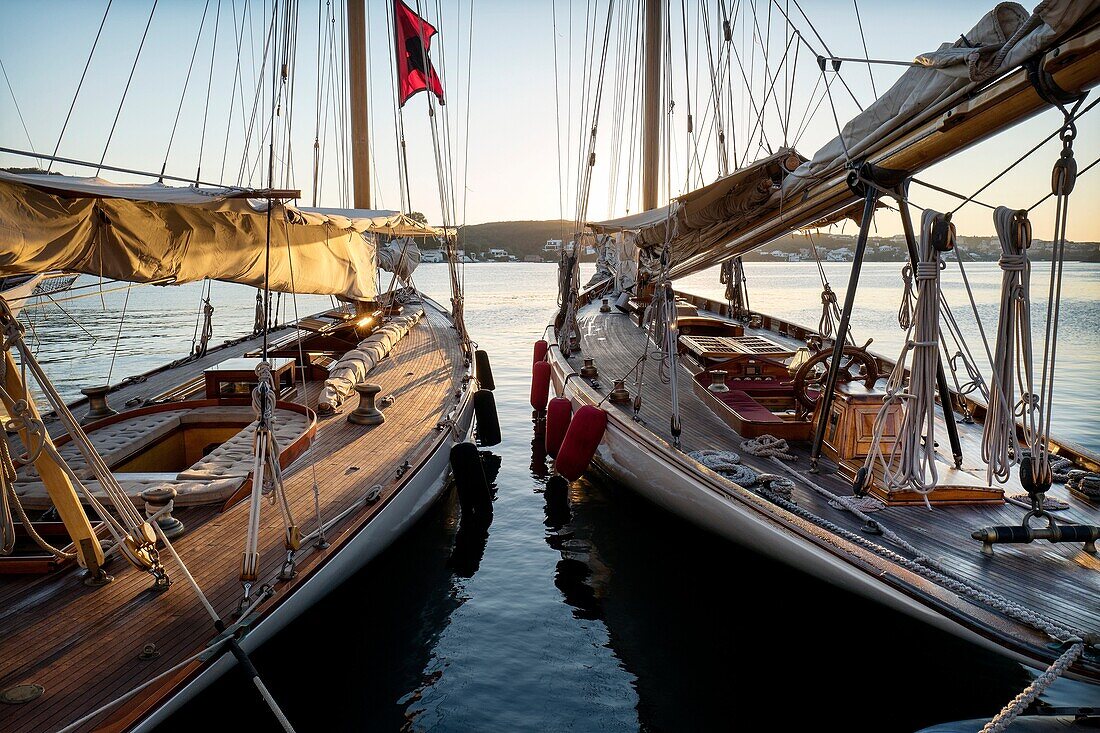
[0,2,486,731]
[542,0,1100,707]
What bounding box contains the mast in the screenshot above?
[348,0,371,209]
[641,0,662,211]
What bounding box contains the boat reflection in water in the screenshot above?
[448,452,500,579]
[162,457,499,732]
[530,435,1076,730]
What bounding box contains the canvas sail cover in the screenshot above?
[586,149,804,271]
[377,237,422,281]
[0,172,441,300]
[780,0,1099,201]
[589,0,1098,280]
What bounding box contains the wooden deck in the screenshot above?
[0,301,466,733]
[568,300,1100,645]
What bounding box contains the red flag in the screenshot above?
[394,0,444,107]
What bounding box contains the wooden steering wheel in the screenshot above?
[792,342,880,413]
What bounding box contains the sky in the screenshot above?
[1,0,1097,241]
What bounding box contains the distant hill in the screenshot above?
[457,220,571,260]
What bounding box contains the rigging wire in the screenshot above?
[0,56,39,160]
[851,0,877,98]
[785,0,862,111]
[196,0,224,183]
[218,0,250,185]
[50,0,114,171]
[105,285,131,387]
[552,0,567,240]
[160,0,214,180]
[97,0,160,172]
[947,96,1097,216]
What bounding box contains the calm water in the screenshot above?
[23,262,1100,731]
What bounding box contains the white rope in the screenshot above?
[982,206,1033,484]
[741,435,797,461]
[252,675,296,732]
[151,521,219,623]
[980,642,1085,733]
[0,300,161,573]
[241,361,297,594]
[863,210,944,508]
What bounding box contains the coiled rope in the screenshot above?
[0,437,74,559]
[863,210,946,508]
[819,285,839,340]
[981,207,1033,484]
[897,263,915,330]
[689,450,758,486]
[741,435,797,461]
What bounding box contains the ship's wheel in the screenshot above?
[792,342,880,414]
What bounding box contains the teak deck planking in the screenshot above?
[0,302,465,733]
[569,301,1100,643]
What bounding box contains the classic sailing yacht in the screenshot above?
[540,0,1100,722]
[0,2,488,731]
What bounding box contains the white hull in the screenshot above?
[546,340,1071,678]
[0,274,42,318]
[134,393,475,732]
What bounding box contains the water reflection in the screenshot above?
[539,468,1050,732]
[162,472,501,732]
[448,451,499,578]
[542,474,572,529]
[528,418,1044,731]
[36,264,1100,732]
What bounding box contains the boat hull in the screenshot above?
[131,383,475,732]
[545,323,1094,682]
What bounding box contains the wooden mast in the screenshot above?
[641,0,662,211]
[348,0,371,209]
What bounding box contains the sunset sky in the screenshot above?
[1,0,1097,241]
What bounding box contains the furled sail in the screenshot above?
[586,149,804,271]
[0,172,441,300]
[779,0,1096,200]
[586,0,1100,280]
[376,237,422,282]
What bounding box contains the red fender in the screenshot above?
[554,405,607,481]
[533,339,549,365]
[531,360,551,411]
[544,397,573,458]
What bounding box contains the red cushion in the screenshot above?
[718,390,783,423]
